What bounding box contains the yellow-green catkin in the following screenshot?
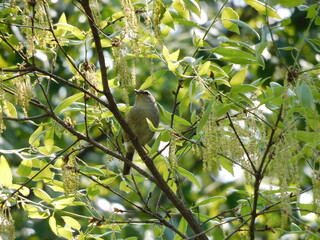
[112,45,133,89]
[312,172,320,213]
[121,0,139,39]
[89,0,101,24]
[35,2,51,50]
[121,0,141,59]
[13,75,33,116]
[22,1,51,57]
[0,206,15,240]
[272,133,302,225]
[62,155,79,196]
[169,134,177,169]
[152,0,162,43]
[80,61,98,96]
[202,113,220,172]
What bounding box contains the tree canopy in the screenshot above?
[0,0,320,239]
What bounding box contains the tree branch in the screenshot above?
[79,1,208,238]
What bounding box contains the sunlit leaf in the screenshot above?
[277,0,305,7]
[0,155,12,187]
[78,165,105,177]
[33,188,53,203]
[185,0,201,17]
[177,166,201,189]
[225,19,260,39]
[298,82,315,110]
[230,67,248,86]
[54,23,85,40]
[162,10,175,29]
[29,125,43,147]
[197,100,213,134]
[175,218,187,239]
[198,61,211,76]
[62,216,81,230]
[141,70,167,90]
[221,7,240,34]
[195,196,226,206]
[54,92,84,114]
[173,0,190,20]
[24,204,50,219]
[244,0,281,19]
[3,100,17,118]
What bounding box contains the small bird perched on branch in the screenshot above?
[123,89,160,175]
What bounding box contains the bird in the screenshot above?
[122,89,160,175]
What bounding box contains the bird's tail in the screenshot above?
[123,146,134,175]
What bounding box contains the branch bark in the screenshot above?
[79,1,208,238]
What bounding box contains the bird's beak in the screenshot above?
[134,89,139,94]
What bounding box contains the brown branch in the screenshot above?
[248,104,283,240]
[2,113,50,121]
[79,1,208,238]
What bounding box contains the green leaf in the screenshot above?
[3,100,17,118]
[162,10,175,29]
[140,70,166,90]
[174,16,200,27]
[290,222,302,232]
[255,41,267,68]
[231,84,258,94]
[198,61,211,76]
[225,19,260,39]
[162,46,179,72]
[44,126,54,154]
[193,34,208,47]
[0,156,13,187]
[173,0,190,20]
[78,165,105,177]
[120,181,131,193]
[146,118,165,132]
[244,0,281,19]
[306,4,318,19]
[195,196,226,207]
[175,218,187,239]
[185,0,201,17]
[29,125,43,147]
[62,216,81,231]
[54,92,84,114]
[33,188,53,203]
[214,47,257,64]
[24,204,50,219]
[230,67,248,86]
[52,196,75,210]
[16,159,33,177]
[54,13,67,37]
[154,225,164,238]
[197,100,213,134]
[298,82,314,110]
[92,39,112,48]
[213,225,225,239]
[221,8,240,34]
[277,0,305,7]
[54,23,85,40]
[158,103,191,126]
[177,166,201,189]
[179,94,190,116]
[298,203,313,216]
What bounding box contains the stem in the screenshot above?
[248,105,283,240]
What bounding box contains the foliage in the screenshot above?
[0,0,320,239]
